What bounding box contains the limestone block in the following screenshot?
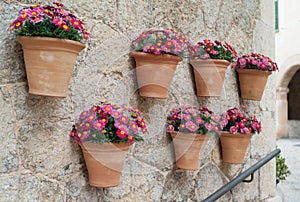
[18,121,83,181]
[66,173,98,202]
[0,175,19,201]
[194,163,231,201]
[0,3,26,83]
[161,170,197,201]
[0,86,18,172]
[13,85,73,120]
[100,159,165,202]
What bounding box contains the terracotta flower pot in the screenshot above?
[190,59,230,97]
[236,68,272,100]
[79,142,132,188]
[131,52,182,99]
[17,36,85,98]
[220,131,253,164]
[170,132,208,170]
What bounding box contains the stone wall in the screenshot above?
[0,0,278,201]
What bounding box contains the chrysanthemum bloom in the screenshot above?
[205,123,213,131]
[196,118,204,125]
[102,105,113,114]
[167,125,174,133]
[229,126,238,134]
[117,126,128,138]
[184,114,192,121]
[112,110,121,118]
[186,121,198,132]
[83,121,93,130]
[128,135,134,143]
[70,19,82,29]
[130,122,138,133]
[87,113,96,121]
[93,120,105,131]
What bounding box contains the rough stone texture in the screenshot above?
[288,120,300,138]
[0,0,277,201]
[0,86,18,172]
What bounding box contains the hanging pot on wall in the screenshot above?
[220,131,253,164]
[131,52,182,99]
[80,142,132,188]
[236,68,271,100]
[190,59,230,97]
[17,36,85,98]
[170,132,208,170]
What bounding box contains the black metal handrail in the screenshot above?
[202,148,281,202]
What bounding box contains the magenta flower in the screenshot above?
[30,16,44,24]
[153,47,161,55]
[167,125,174,133]
[87,113,96,121]
[239,58,247,68]
[93,120,105,131]
[117,126,128,138]
[205,123,213,131]
[82,121,93,130]
[165,40,174,48]
[119,115,129,124]
[196,118,204,125]
[229,126,238,134]
[128,135,134,143]
[112,110,121,118]
[184,114,192,121]
[102,105,113,115]
[186,121,198,132]
[130,122,138,133]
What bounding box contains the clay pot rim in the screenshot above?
[190,58,231,65]
[17,36,86,48]
[236,68,273,75]
[220,131,254,138]
[130,51,182,62]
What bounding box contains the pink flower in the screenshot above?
[229,126,238,134]
[196,118,204,125]
[205,123,213,131]
[130,122,138,133]
[117,125,128,139]
[128,135,134,143]
[186,121,198,132]
[167,125,174,133]
[184,114,192,121]
[119,115,129,124]
[93,121,105,131]
[70,19,82,29]
[102,105,113,115]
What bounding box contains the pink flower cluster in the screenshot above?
[232,53,278,71]
[132,28,195,57]
[194,39,237,62]
[9,2,89,41]
[220,105,262,135]
[166,105,221,135]
[69,102,147,143]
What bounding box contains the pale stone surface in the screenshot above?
[0,86,18,172]
[0,2,26,84]
[288,120,300,138]
[0,0,277,201]
[0,175,19,201]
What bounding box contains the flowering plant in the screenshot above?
[232,53,278,71]
[166,105,221,135]
[69,102,148,144]
[220,105,262,135]
[9,2,89,42]
[132,28,196,58]
[193,39,237,62]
